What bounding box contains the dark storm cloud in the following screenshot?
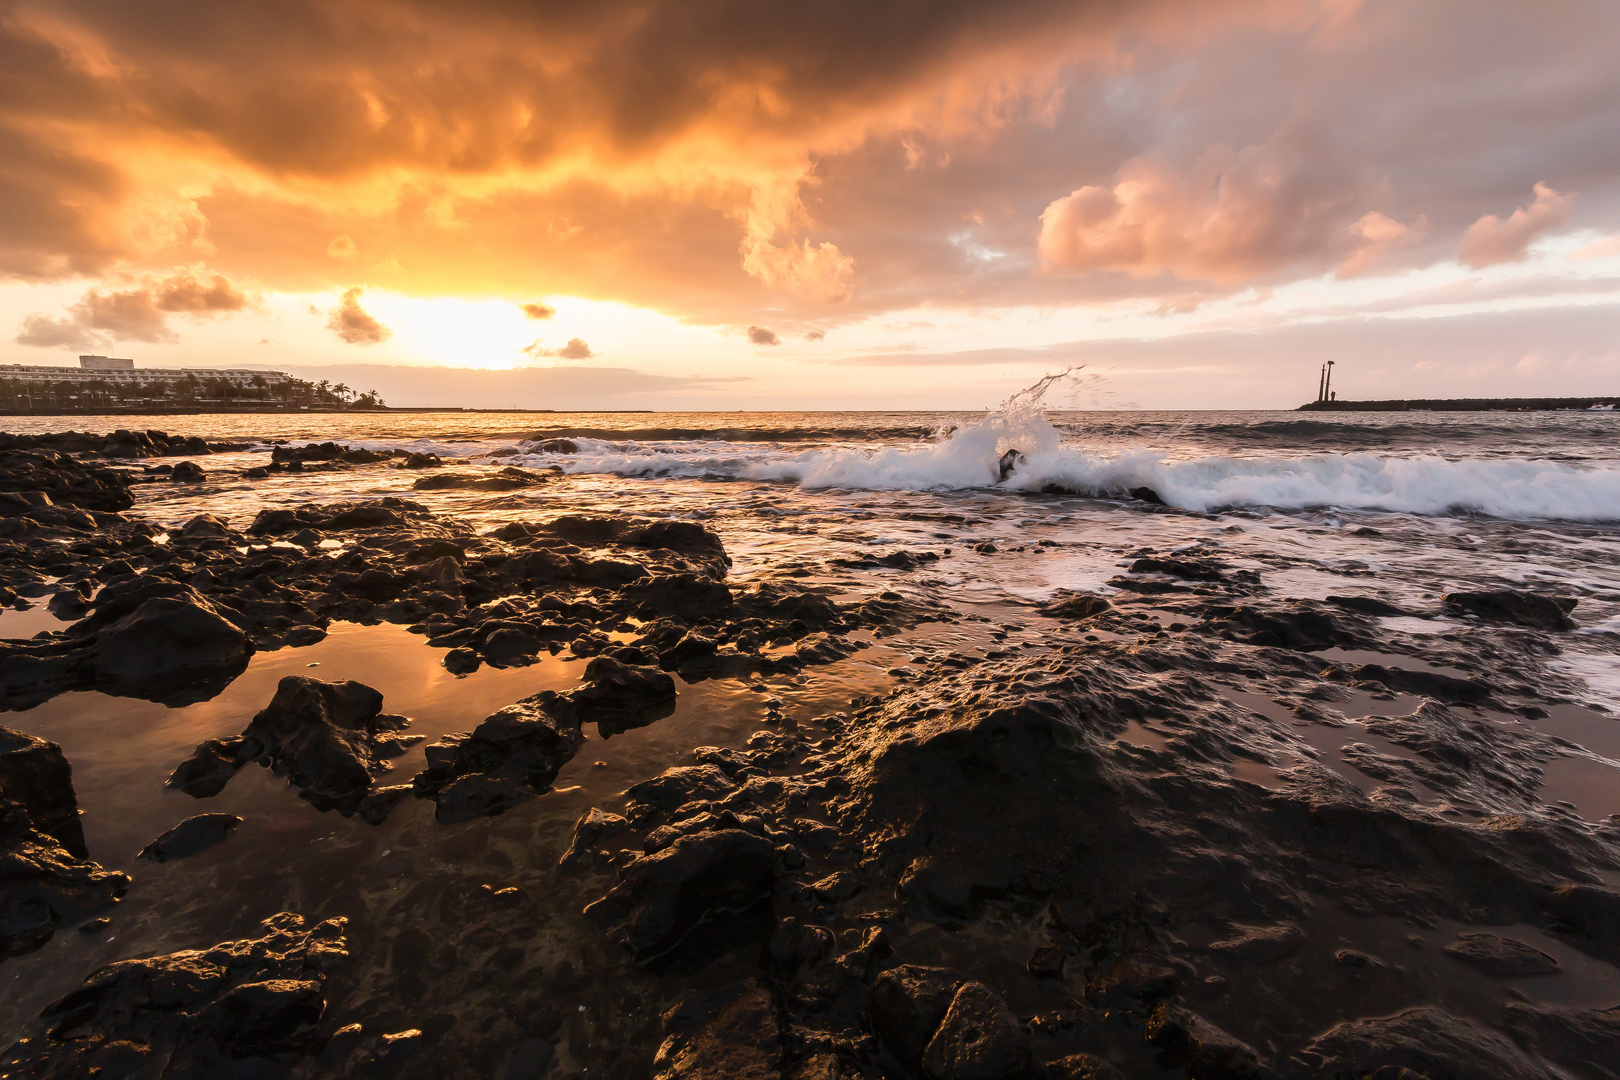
[1,0,1618,330]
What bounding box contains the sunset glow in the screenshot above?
[3,1,1618,407]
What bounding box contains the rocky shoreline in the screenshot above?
[1,430,1617,1079]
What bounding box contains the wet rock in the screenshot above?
[625,765,736,815]
[1443,590,1577,631]
[169,736,255,798]
[1542,884,1620,963]
[534,438,580,453]
[412,466,550,491]
[572,655,678,731]
[433,774,528,822]
[585,829,778,960]
[175,677,413,814]
[171,460,206,483]
[1442,932,1560,977]
[94,594,253,702]
[1044,592,1112,619]
[1328,594,1410,617]
[5,911,348,1076]
[1203,601,1360,650]
[179,513,233,540]
[1129,485,1165,504]
[378,1027,425,1061]
[1345,663,1490,704]
[653,983,779,1080]
[1047,1053,1129,1080]
[660,630,719,670]
[444,646,481,674]
[1294,1007,1560,1080]
[920,980,1030,1080]
[1206,921,1305,965]
[870,965,966,1066]
[0,805,128,960]
[412,691,584,823]
[1131,556,1230,582]
[0,725,87,857]
[137,813,242,862]
[621,572,735,620]
[558,807,631,869]
[357,784,413,826]
[1144,1002,1272,1079]
[0,446,133,512]
[1502,1002,1620,1080]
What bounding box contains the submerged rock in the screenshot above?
[1295,1006,1561,1080]
[138,813,243,863]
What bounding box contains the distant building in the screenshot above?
[1,360,289,390]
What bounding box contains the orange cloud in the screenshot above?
[327,286,391,344]
[1037,134,1390,283]
[14,270,252,349]
[1459,183,1574,267]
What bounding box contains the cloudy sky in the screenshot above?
[3,0,1619,409]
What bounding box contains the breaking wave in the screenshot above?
[510,372,1620,521]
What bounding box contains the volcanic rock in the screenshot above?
[412,466,550,491]
[585,829,778,960]
[94,594,253,702]
[412,691,584,823]
[572,655,678,732]
[0,726,87,857]
[920,981,1030,1080]
[1443,590,1578,630]
[1294,1007,1560,1080]
[172,677,413,814]
[0,805,128,960]
[138,813,243,862]
[4,911,348,1077]
[870,965,966,1066]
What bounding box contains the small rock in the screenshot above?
[137,813,241,862]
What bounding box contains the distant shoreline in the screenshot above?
[0,406,656,416]
[1298,397,1619,412]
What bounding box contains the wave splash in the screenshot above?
[504,371,1620,521]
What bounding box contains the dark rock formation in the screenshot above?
[412,466,552,491]
[585,829,779,961]
[1443,590,1578,630]
[94,594,253,700]
[171,677,415,814]
[412,691,584,823]
[0,726,87,857]
[138,813,243,863]
[3,911,349,1077]
[0,806,127,960]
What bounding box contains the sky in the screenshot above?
[3,0,1619,410]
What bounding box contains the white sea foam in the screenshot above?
[509,406,1620,522]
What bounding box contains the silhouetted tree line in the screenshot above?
[0,373,385,412]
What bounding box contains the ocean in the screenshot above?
[3,401,1619,1073]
